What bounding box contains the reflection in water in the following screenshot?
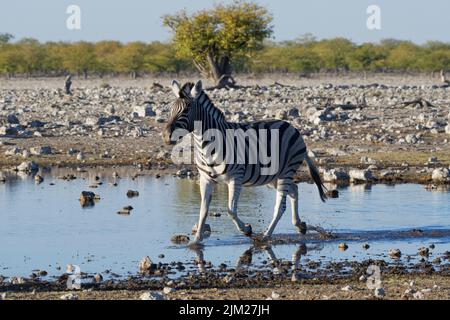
[0,167,449,278]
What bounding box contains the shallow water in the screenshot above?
[0,168,449,279]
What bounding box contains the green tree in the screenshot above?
[94,41,122,76]
[62,41,96,78]
[115,42,147,78]
[312,38,355,72]
[163,0,273,88]
[0,33,14,44]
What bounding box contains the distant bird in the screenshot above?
[65,74,73,95]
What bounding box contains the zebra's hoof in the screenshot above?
[243,224,252,237]
[297,222,307,235]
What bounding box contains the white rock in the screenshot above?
[431,168,450,183]
[349,169,373,182]
[133,104,156,118]
[374,287,385,298]
[17,161,38,172]
[163,287,175,294]
[271,291,280,300]
[413,291,424,300]
[140,291,165,300]
[322,168,349,182]
[341,285,353,291]
[60,293,79,300]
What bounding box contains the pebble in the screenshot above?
[140,291,165,300]
[60,293,79,300]
[338,243,348,251]
[163,287,175,294]
[374,287,385,298]
[389,248,402,259]
[139,256,156,274]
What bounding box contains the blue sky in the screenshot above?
[1,0,449,44]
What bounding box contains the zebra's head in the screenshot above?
[163,80,202,145]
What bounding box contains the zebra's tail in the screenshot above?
[305,154,327,202]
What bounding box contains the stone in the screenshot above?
[389,248,402,259]
[34,175,44,184]
[341,285,353,291]
[30,146,52,156]
[445,125,450,135]
[93,273,103,283]
[322,169,349,182]
[126,190,139,197]
[7,114,20,124]
[60,293,79,300]
[170,234,190,244]
[325,189,339,198]
[374,287,385,298]
[139,256,156,274]
[17,161,38,172]
[431,168,450,183]
[338,243,348,251]
[418,247,430,257]
[349,169,373,182]
[79,191,97,207]
[133,104,156,117]
[5,147,22,155]
[140,291,165,300]
[163,287,175,294]
[76,152,85,161]
[271,291,280,300]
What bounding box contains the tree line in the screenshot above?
[0,33,449,78]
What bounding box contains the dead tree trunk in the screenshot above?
[194,52,236,89]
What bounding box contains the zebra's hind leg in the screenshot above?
[189,174,214,247]
[263,179,290,239]
[288,183,307,235]
[227,180,252,236]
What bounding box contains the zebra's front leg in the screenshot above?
[288,183,307,235]
[263,180,290,239]
[189,175,214,247]
[227,180,252,236]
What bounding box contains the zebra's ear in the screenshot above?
[191,80,202,98]
[171,80,181,98]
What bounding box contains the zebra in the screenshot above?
[163,80,327,246]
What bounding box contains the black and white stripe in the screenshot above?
[164,80,327,245]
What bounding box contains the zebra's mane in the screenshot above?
[181,82,227,123]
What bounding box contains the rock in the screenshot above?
[445,125,450,135]
[170,234,190,244]
[322,169,349,182]
[389,248,402,259]
[418,247,430,257]
[163,287,175,294]
[93,273,103,283]
[17,161,38,172]
[60,293,79,300]
[139,256,156,274]
[341,285,353,291]
[360,156,377,165]
[7,114,20,124]
[431,168,450,183]
[5,147,22,156]
[271,291,280,300]
[30,146,52,156]
[133,104,156,117]
[117,205,133,215]
[374,287,385,298]
[362,243,370,250]
[126,190,139,197]
[140,291,165,300]
[413,291,424,300]
[192,223,212,235]
[0,125,18,136]
[34,175,44,184]
[79,191,97,207]
[325,189,339,198]
[338,243,348,251]
[349,169,373,182]
[0,292,6,300]
[76,152,85,161]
